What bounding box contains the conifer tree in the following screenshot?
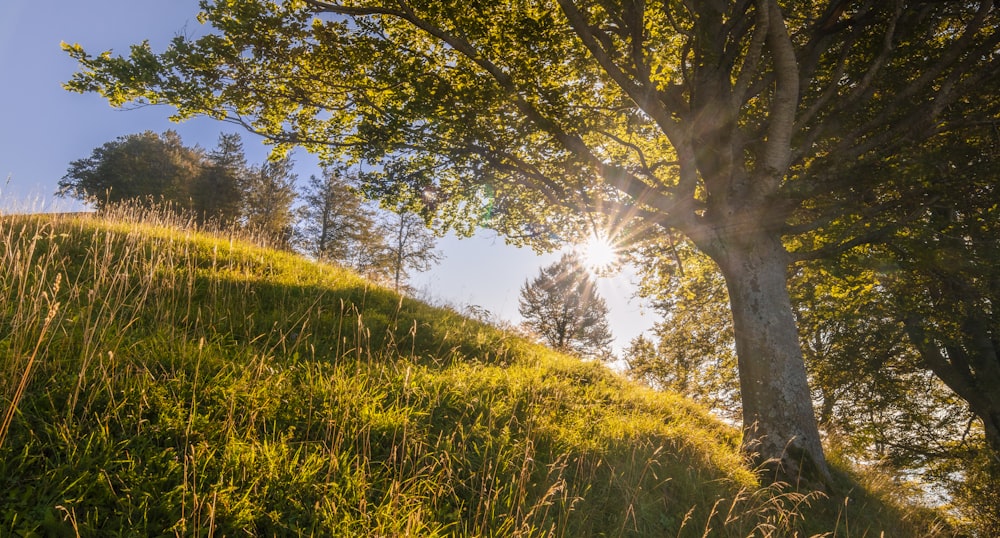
[519,253,613,358]
[193,133,247,225]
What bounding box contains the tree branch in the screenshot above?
[836,1,995,157]
[758,1,799,185]
[795,0,893,137]
[789,197,937,262]
[556,0,685,147]
[732,1,770,107]
[302,0,682,219]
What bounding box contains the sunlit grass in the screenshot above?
[0,204,953,536]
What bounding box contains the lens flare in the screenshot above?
[579,234,619,272]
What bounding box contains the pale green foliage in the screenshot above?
[58,130,252,228]
[787,122,1000,533]
[295,168,442,292]
[61,2,1000,250]
[630,235,995,533]
[624,242,740,420]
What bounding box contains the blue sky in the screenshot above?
[0,0,654,352]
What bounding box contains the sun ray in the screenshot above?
[579,233,620,273]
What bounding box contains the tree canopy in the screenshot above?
[298,168,443,291]
[58,130,206,215]
[64,0,1000,484]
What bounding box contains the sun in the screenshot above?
[579,234,620,273]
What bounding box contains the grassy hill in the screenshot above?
[0,209,949,536]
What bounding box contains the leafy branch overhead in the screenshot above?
[63,1,1000,251]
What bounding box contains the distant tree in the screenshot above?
[298,168,381,266]
[242,157,297,249]
[519,253,613,358]
[380,210,441,293]
[57,130,203,211]
[192,133,247,225]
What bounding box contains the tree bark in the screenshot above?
[711,231,832,486]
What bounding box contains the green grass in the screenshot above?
[0,208,951,536]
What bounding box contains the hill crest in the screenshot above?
[0,210,947,536]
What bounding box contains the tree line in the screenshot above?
[58,129,612,351]
[57,130,440,292]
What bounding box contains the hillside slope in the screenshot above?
[0,211,946,536]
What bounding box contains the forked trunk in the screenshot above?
[713,232,831,486]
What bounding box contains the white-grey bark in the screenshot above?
[714,231,831,484]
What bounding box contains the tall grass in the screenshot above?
[0,206,951,536]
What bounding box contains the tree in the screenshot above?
[878,132,1000,458]
[380,210,441,293]
[64,1,1000,483]
[298,170,440,289]
[630,232,998,531]
[298,167,381,264]
[519,252,613,358]
[58,130,203,212]
[870,125,1000,533]
[242,157,297,249]
[193,133,248,226]
[781,119,1000,531]
[57,130,251,226]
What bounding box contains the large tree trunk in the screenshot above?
[672,0,831,486]
[711,231,831,486]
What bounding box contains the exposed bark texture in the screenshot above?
[678,1,830,485]
[711,230,831,485]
